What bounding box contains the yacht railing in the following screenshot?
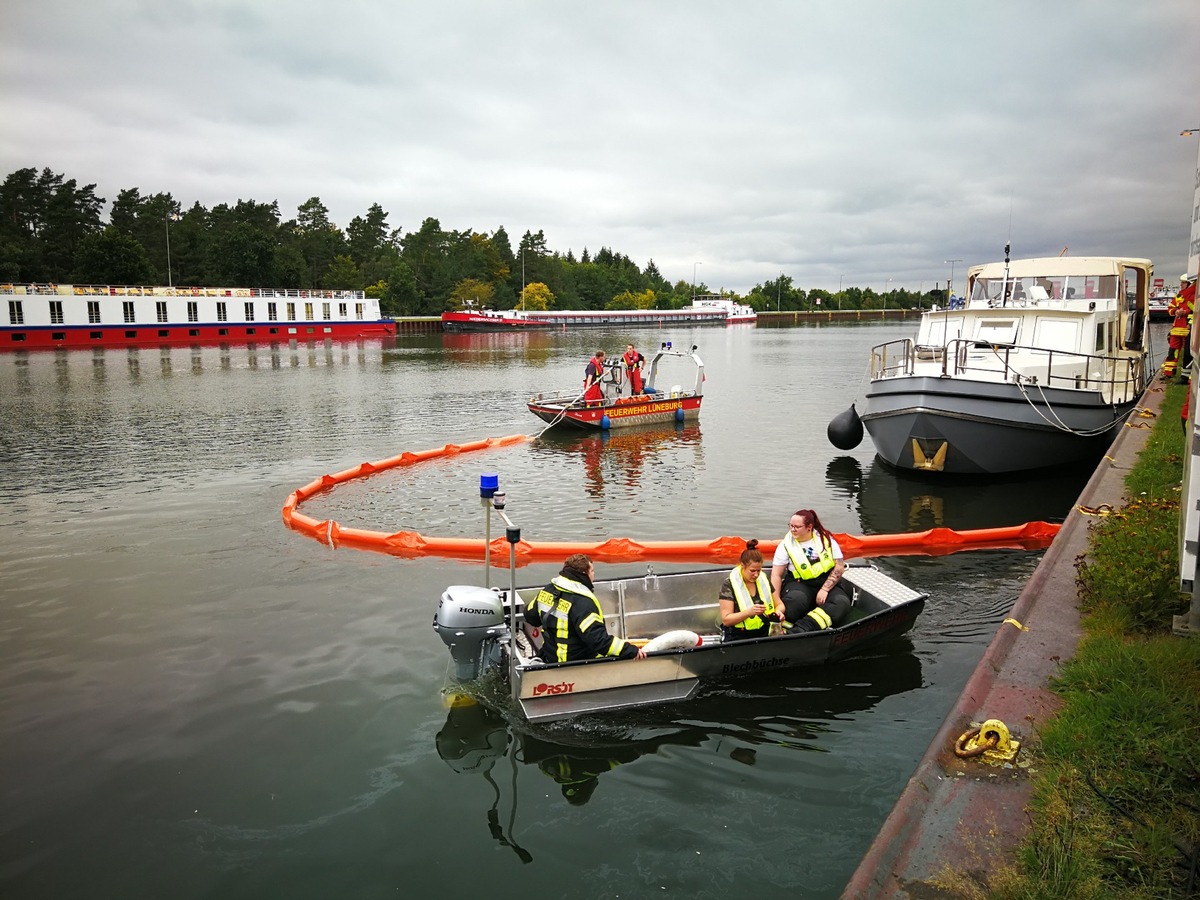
[870,338,1146,403]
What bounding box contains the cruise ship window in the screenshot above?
[217,302,227,322]
[244,302,254,321]
[49,300,63,324]
[123,301,135,323]
[339,302,347,317]
[322,302,331,320]
[304,302,313,320]
[187,301,198,322]
[156,301,168,323]
[88,300,101,323]
[268,302,277,321]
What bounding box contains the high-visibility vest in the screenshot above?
[728,566,775,631]
[781,532,837,581]
[537,575,629,662]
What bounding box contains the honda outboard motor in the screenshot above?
[433,585,508,681]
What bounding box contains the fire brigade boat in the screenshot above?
[527,343,704,431]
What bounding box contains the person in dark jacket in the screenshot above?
[524,554,646,663]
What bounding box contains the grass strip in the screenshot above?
[986,382,1200,899]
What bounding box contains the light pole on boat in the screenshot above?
[165,212,181,287]
[692,262,702,302]
[943,259,962,304]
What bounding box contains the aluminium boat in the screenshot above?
[855,250,1151,475]
[433,563,926,723]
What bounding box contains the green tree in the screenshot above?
[206,200,279,285]
[0,167,104,282]
[606,288,655,310]
[381,260,419,316]
[272,242,306,288]
[109,188,181,283]
[71,226,156,284]
[322,254,361,290]
[295,196,347,288]
[345,202,397,285]
[168,203,209,286]
[520,281,555,311]
[448,277,495,310]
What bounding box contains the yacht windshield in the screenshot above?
[970,274,1118,305]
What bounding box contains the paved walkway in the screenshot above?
[841,384,1168,898]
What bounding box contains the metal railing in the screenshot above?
[870,338,1146,404]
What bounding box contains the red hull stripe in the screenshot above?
[2,321,395,350]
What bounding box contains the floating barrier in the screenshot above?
[281,435,1062,566]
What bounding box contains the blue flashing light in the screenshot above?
[480,472,499,498]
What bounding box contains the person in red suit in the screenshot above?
[1164,274,1195,380]
[622,343,645,395]
[583,350,606,403]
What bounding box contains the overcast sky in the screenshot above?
[3,1,1199,295]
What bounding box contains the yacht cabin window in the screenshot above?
[1032,318,1080,353]
[975,318,1018,344]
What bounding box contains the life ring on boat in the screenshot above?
[642,630,702,652]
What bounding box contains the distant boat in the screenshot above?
[441,298,755,332]
[689,293,757,324]
[0,283,394,350]
[1149,290,1174,322]
[851,252,1152,476]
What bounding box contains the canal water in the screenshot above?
[0,322,1115,899]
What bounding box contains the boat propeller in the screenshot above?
[827,403,864,450]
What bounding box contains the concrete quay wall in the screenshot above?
[842,384,1167,898]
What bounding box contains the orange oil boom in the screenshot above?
[281,434,1061,566]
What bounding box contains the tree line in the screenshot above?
[0,166,938,316]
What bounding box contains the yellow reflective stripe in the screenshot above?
[555,597,571,660]
[580,612,602,632]
[807,607,833,629]
[728,567,775,630]
[783,533,836,579]
[606,637,627,657]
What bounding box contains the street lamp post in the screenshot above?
[777,272,782,312]
[692,262,702,302]
[943,258,963,304]
[838,274,843,310]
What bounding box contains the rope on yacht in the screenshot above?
[1014,377,1130,438]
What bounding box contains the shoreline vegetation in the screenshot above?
[1,166,940,318]
[963,380,1200,899]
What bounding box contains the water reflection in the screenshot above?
[531,424,704,497]
[849,457,1090,535]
